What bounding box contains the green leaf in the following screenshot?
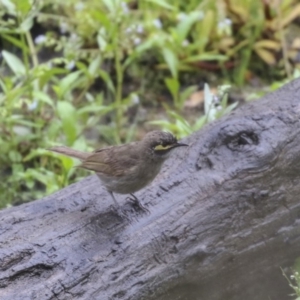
[2,50,26,76]
[77,105,114,115]
[56,101,77,145]
[33,91,54,107]
[13,162,25,174]
[47,121,62,140]
[221,102,238,116]
[102,0,115,12]
[145,0,174,10]
[165,77,179,101]
[162,48,178,78]
[97,29,108,51]
[15,0,31,14]
[193,115,207,131]
[179,85,198,107]
[88,55,101,77]
[204,83,216,122]
[9,150,22,163]
[168,111,190,125]
[58,70,82,98]
[60,155,75,171]
[13,118,41,128]
[176,11,201,42]
[123,39,156,69]
[98,69,115,93]
[20,16,34,32]
[37,67,67,88]
[24,148,49,161]
[148,120,177,132]
[2,34,29,52]
[1,0,16,13]
[196,10,215,52]
[183,54,227,63]
[175,118,192,135]
[91,10,111,30]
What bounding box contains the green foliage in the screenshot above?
[150,83,237,138]
[282,268,300,300]
[0,0,298,208]
[246,69,300,101]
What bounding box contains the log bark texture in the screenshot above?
[1,79,300,300]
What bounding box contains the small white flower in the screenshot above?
[75,2,84,11]
[182,40,189,47]
[60,22,69,34]
[152,19,162,29]
[34,35,46,45]
[28,100,38,111]
[224,18,232,25]
[66,60,75,70]
[121,2,129,14]
[131,93,140,105]
[133,37,141,45]
[198,11,204,20]
[136,24,144,34]
[213,95,220,105]
[125,26,133,34]
[217,18,232,35]
[218,18,232,29]
[70,33,79,42]
[177,13,187,21]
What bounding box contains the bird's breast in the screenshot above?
[97,161,163,194]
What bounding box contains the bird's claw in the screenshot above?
[110,205,132,222]
[127,194,150,215]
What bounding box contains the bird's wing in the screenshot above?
[79,143,140,177]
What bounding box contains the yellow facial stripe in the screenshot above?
[154,144,173,151]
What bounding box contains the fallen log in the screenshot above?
[1,79,300,300]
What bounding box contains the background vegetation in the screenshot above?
[0,0,300,209]
[1,0,300,296]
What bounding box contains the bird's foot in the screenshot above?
[110,205,132,222]
[127,194,150,215]
[108,191,132,221]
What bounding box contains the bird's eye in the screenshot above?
[154,144,173,151]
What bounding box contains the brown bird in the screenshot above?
[48,131,188,212]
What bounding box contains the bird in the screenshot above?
[48,131,188,213]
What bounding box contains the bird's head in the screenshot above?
[143,131,188,160]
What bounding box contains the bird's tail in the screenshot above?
[48,146,89,161]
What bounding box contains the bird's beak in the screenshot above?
[173,142,188,148]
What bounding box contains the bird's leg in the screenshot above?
[108,191,130,220]
[108,191,119,207]
[127,193,150,214]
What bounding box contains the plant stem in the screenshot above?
[20,32,30,75]
[26,31,39,68]
[114,46,123,144]
[276,3,291,78]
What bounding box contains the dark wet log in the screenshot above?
[1,79,300,300]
